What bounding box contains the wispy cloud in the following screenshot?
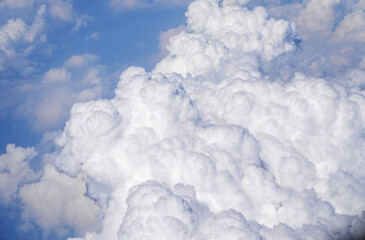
[110,0,193,11]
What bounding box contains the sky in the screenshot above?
[0,0,365,240]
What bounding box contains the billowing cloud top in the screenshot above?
[1,0,365,239]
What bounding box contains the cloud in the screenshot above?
[85,32,101,41]
[109,0,193,11]
[47,0,73,21]
[274,0,365,78]
[20,164,102,238]
[117,181,262,240]
[0,144,40,203]
[3,0,365,239]
[296,0,341,38]
[0,0,35,9]
[65,54,99,69]
[155,3,295,78]
[42,67,71,83]
[334,10,365,42]
[158,25,186,58]
[0,5,45,71]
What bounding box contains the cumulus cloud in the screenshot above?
[334,10,365,42]
[158,25,186,58]
[0,0,89,72]
[46,0,73,21]
[20,164,102,238]
[65,54,99,69]
[262,0,365,79]
[296,0,341,38]
[42,67,71,83]
[0,144,40,203]
[3,0,365,239]
[0,5,45,72]
[155,3,295,78]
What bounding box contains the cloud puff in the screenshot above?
[85,32,101,41]
[20,164,102,238]
[0,0,89,72]
[0,5,45,72]
[334,10,365,42]
[296,0,341,38]
[117,181,262,240]
[0,144,39,203]
[42,67,71,83]
[65,54,99,68]
[155,3,295,78]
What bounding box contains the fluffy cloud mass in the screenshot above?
[20,164,101,237]
[3,0,365,239]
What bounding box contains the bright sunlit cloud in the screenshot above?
[1,0,365,240]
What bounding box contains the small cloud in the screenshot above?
[42,67,70,83]
[82,69,102,84]
[0,144,40,204]
[0,0,34,9]
[72,14,93,32]
[134,42,145,48]
[48,0,74,22]
[20,164,102,237]
[85,32,101,40]
[65,54,99,68]
[0,5,46,73]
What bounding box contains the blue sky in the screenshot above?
[1,0,365,240]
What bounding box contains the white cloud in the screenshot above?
[0,5,46,72]
[334,10,365,42]
[20,164,102,237]
[0,18,27,57]
[158,25,186,57]
[0,0,35,9]
[83,69,102,84]
[0,144,40,203]
[65,54,99,69]
[46,0,73,21]
[296,0,341,38]
[50,64,364,239]
[85,32,101,41]
[110,0,193,11]
[42,67,71,83]
[155,3,295,78]
[50,1,365,239]
[3,0,365,239]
